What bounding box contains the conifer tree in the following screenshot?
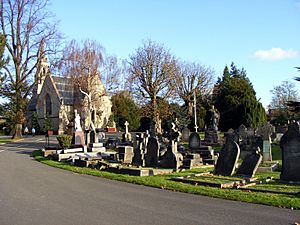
[213,63,266,131]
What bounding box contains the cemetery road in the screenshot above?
[0,136,299,225]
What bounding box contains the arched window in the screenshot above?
[45,94,52,115]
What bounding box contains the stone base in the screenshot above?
[73,131,85,145]
[204,130,220,144]
[182,153,203,169]
[88,142,106,152]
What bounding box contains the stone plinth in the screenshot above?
[88,142,106,153]
[118,145,134,164]
[73,131,85,145]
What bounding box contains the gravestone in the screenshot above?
[280,122,300,182]
[189,132,201,150]
[181,128,190,143]
[118,145,134,164]
[160,146,183,169]
[256,122,275,161]
[236,148,262,178]
[214,132,240,176]
[132,133,145,166]
[145,137,159,167]
[182,153,203,169]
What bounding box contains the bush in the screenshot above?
[56,135,72,150]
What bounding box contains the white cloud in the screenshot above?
[254,48,298,61]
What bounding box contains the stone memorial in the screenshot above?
[145,137,160,167]
[256,122,275,161]
[214,132,240,176]
[236,148,262,178]
[132,133,146,166]
[118,145,134,164]
[181,127,190,143]
[280,121,300,182]
[204,105,220,143]
[182,153,203,169]
[189,132,201,151]
[160,146,183,169]
[122,121,132,142]
[73,110,85,145]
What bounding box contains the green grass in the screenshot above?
[33,150,300,209]
[0,138,13,144]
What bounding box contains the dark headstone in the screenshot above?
[236,148,262,178]
[132,133,145,166]
[182,128,190,142]
[145,137,159,167]
[160,146,183,169]
[280,122,300,182]
[182,153,203,169]
[214,133,240,176]
[189,132,201,150]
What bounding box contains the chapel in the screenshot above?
[26,47,112,134]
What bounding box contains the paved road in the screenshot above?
[0,137,299,225]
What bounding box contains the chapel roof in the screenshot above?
[52,76,74,105]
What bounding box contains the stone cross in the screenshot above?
[125,121,129,134]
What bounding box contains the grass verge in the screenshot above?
[32,150,300,209]
[0,138,13,144]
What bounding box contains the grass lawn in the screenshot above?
[0,138,13,144]
[33,150,300,210]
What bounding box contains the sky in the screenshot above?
[49,0,300,108]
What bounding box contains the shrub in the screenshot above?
[56,135,72,150]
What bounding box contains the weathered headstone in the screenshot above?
[118,145,134,164]
[189,132,201,150]
[132,133,145,166]
[214,132,240,176]
[181,128,190,143]
[160,146,183,169]
[256,122,275,161]
[236,148,262,178]
[280,122,300,182]
[182,153,203,169]
[145,137,159,167]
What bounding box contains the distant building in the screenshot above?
[26,46,112,134]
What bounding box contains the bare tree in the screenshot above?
[58,39,111,130]
[173,61,214,118]
[0,0,60,138]
[101,55,127,95]
[270,80,299,122]
[129,40,177,133]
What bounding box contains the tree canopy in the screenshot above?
[129,40,177,133]
[270,80,299,124]
[213,63,266,131]
[111,91,140,131]
[172,60,214,123]
[0,0,60,138]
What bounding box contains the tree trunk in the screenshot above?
[188,101,193,118]
[13,123,23,139]
[152,95,161,134]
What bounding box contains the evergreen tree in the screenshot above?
[213,63,266,131]
[111,91,140,131]
[31,112,41,134]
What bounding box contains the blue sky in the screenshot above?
[49,0,300,108]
